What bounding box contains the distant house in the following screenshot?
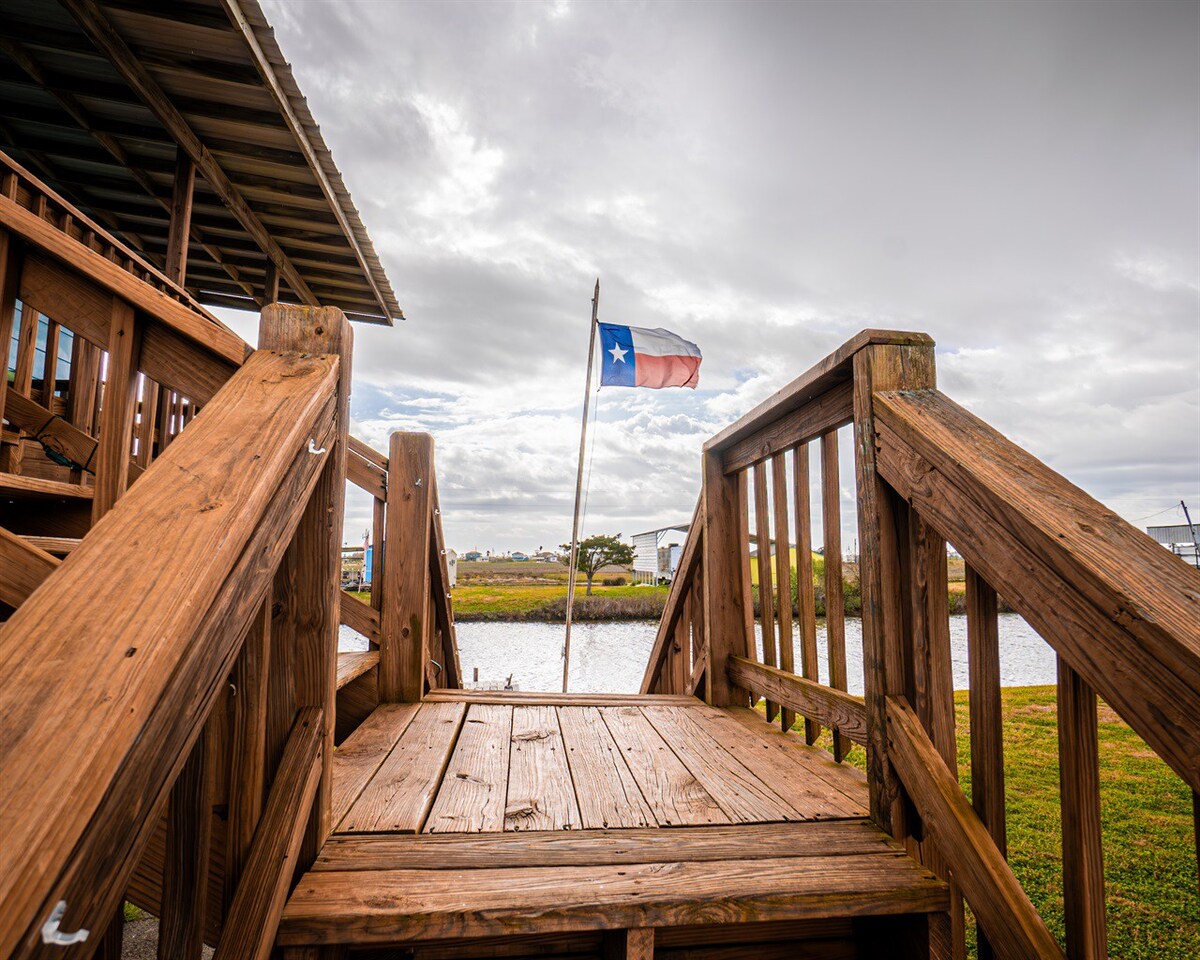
[463,550,483,562]
[533,550,561,563]
[631,523,690,584]
[511,552,530,562]
[1147,524,1199,567]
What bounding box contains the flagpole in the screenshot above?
[563,278,600,693]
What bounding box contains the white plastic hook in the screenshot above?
[307,438,326,455]
[42,901,88,946]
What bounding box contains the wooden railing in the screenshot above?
[647,329,1200,960]
[0,148,461,957]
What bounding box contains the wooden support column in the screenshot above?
[381,431,434,702]
[259,304,352,862]
[264,258,280,304]
[93,908,124,960]
[92,299,141,521]
[226,599,271,910]
[1058,657,1108,960]
[702,447,751,706]
[157,728,212,960]
[165,150,195,286]
[852,339,935,828]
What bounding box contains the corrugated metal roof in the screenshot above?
[0,0,402,324]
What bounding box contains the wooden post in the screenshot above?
[602,928,654,959]
[165,149,195,286]
[702,448,751,706]
[852,340,935,827]
[821,429,851,760]
[380,431,434,702]
[793,442,820,743]
[92,299,141,521]
[0,226,21,458]
[258,304,352,860]
[1058,657,1108,960]
[157,729,212,960]
[264,257,280,304]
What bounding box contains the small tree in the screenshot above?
[561,533,634,595]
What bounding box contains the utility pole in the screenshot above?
[1181,501,1200,569]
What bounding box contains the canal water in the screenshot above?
[340,614,1057,695]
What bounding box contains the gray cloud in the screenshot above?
[243,0,1199,551]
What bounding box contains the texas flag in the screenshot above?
[598,323,702,389]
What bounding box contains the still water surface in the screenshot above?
[340,614,1056,695]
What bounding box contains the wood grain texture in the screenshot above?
[342,701,465,833]
[720,379,853,475]
[600,705,729,827]
[314,820,895,871]
[331,703,420,832]
[1057,658,1108,960]
[603,927,654,960]
[821,429,850,760]
[279,852,947,945]
[851,340,936,827]
[426,703,513,833]
[792,442,821,744]
[558,706,654,829]
[725,657,867,746]
[381,431,433,702]
[641,705,798,823]
[424,689,698,707]
[336,651,380,690]
[0,224,20,440]
[213,707,324,960]
[91,299,140,521]
[752,462,778,720]
[157,728,212,960]
[506,705,581,831]
[340,592,381,644]
[770,452,796,731]
[885,697,1064,960]
[0,346,338,960]
[701,448,751,706]
[0,524,59,608]
[874,389,1200,791]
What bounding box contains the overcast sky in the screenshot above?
[222,0,1199,553]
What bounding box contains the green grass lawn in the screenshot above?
[783,687,1197,958]
[452,582,667,617]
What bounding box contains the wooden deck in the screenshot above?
[279,691,947,949]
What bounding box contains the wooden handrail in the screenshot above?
[726,657,868,745]
[0,346,339,957]
[886,696,1064,960]
[874,388,1200,792]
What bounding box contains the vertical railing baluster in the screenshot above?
[136,376,158,468]
[771,452,795,731]
[752,461,777,721]
[92,300,140,520]
[1058,656,1108,960]
[821,428,850,760]
[792,442,820,745]
[966,564,1005,960]
[40,318,59,406]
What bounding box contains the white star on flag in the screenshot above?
[608,343,628,363]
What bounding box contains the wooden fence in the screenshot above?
[642,330,1200,960]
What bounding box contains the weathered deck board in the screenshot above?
[426,703,512,833]
[279,852,947,945]
[331,703,420,831]
[314,821,896,871]
[599,705,730,827]
[641,704,799,823]
[340,701,465,833]
[506,705,581,831]
[557,706,654,829]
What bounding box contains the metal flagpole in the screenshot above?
[563,279,600,692]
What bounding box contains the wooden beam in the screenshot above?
[157,728,213,960]
[702,449,751,706]
[1057,659,1108,960]
[92,299,141,521]
[214,707,324,960]
[165,150,196,286]
[874,391,1200,792]
[0,525,60,608]
[727,656,868,745]
[603,928,655,960]
[885,696,1064,960]
[259,304,352,861]
[721,379,853,475]
[851,340,936,827]
[0,219,22,440]
[63,0,320,308]
[381,432,434,702]
[4,387,143,480]
[641,498,701,694]
[0,348,338,959]
[340,591,382,643]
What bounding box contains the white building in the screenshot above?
[631,523,690,584]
